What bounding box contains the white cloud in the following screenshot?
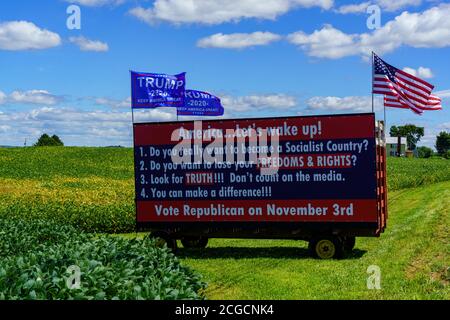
[69,36,109,52]
[129,0,333,25]
[0,91,6,104]
[133,108,176,122]
[375,0,421,12]
[26,107,129,122]
[221,94,297,112]
[336,2,370,14]
[415,121,450,149]
[0,21,61,51]
[0,125,11,133]
[0,106,176,146]
[94,97,131,108]
[336,0,421,14]
[65,0,125,6]
[289,4,450,59]
[306,96,383,112]
[434,89,450,98]
[287,25,357,59]
[9,90,62,105]
[197,32,281,49]
[402,67,433,79]
[361,4,450,50]
[7,107,174,128]
[0,91,299,145]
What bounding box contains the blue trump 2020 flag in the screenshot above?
[177,90,224,116]
[130,71,186,108]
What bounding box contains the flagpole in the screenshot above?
[371,51,374,113]
[130,70,135,126]
[129,71,138,238]
[383,96,387,136]
[130,71,135,126]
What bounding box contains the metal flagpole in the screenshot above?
[130,70,138,238]
[129,70,136,154]
[383,98,387,131]
[372,52,387,142]
[371,51,375,113]
[130,71,135,126]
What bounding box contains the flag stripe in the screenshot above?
[395,73,434,96]
[375,75,431,102]
[387,84,428,107]
[387,101,441,111]
[374,73,432,98]
[396,69,434,91]
[384,91,441,109]
[374,82,428,103]
[383,85,423,113]
[374,76,438,110]
[384,98,441,111]
[393,78,432,101]
[374,83,427,109]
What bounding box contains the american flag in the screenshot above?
[372,53,442,115]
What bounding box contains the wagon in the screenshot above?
[133,113,387,259]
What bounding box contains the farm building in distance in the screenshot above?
[386,136,407,156]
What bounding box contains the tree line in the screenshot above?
[34,134,64,147]
[389,124,449,158]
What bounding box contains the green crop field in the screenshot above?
[0,147,449,299]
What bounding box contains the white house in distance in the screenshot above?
[386,136,407,157]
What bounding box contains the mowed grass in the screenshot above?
[0,147,449,299]
[178,181,449,299]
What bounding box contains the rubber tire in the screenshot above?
[343,237,356,253]
[150,232,177,252]
[309,236,344,259]
[181,237,208,249]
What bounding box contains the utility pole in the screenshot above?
[24,138,27,147]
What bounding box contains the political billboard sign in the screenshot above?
[177,90,224,116]
[130,71,186,108]
[133,113,379,226]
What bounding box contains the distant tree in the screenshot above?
[435,131,450,155]
[34,134,53,146]
[390,124,424,156]
[34,134,64,146]
[417,146,433,158]
[51,135,64,146]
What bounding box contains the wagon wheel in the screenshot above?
[181,236,208,249]
[309,236,343,259]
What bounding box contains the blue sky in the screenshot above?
[0,0,449,147]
